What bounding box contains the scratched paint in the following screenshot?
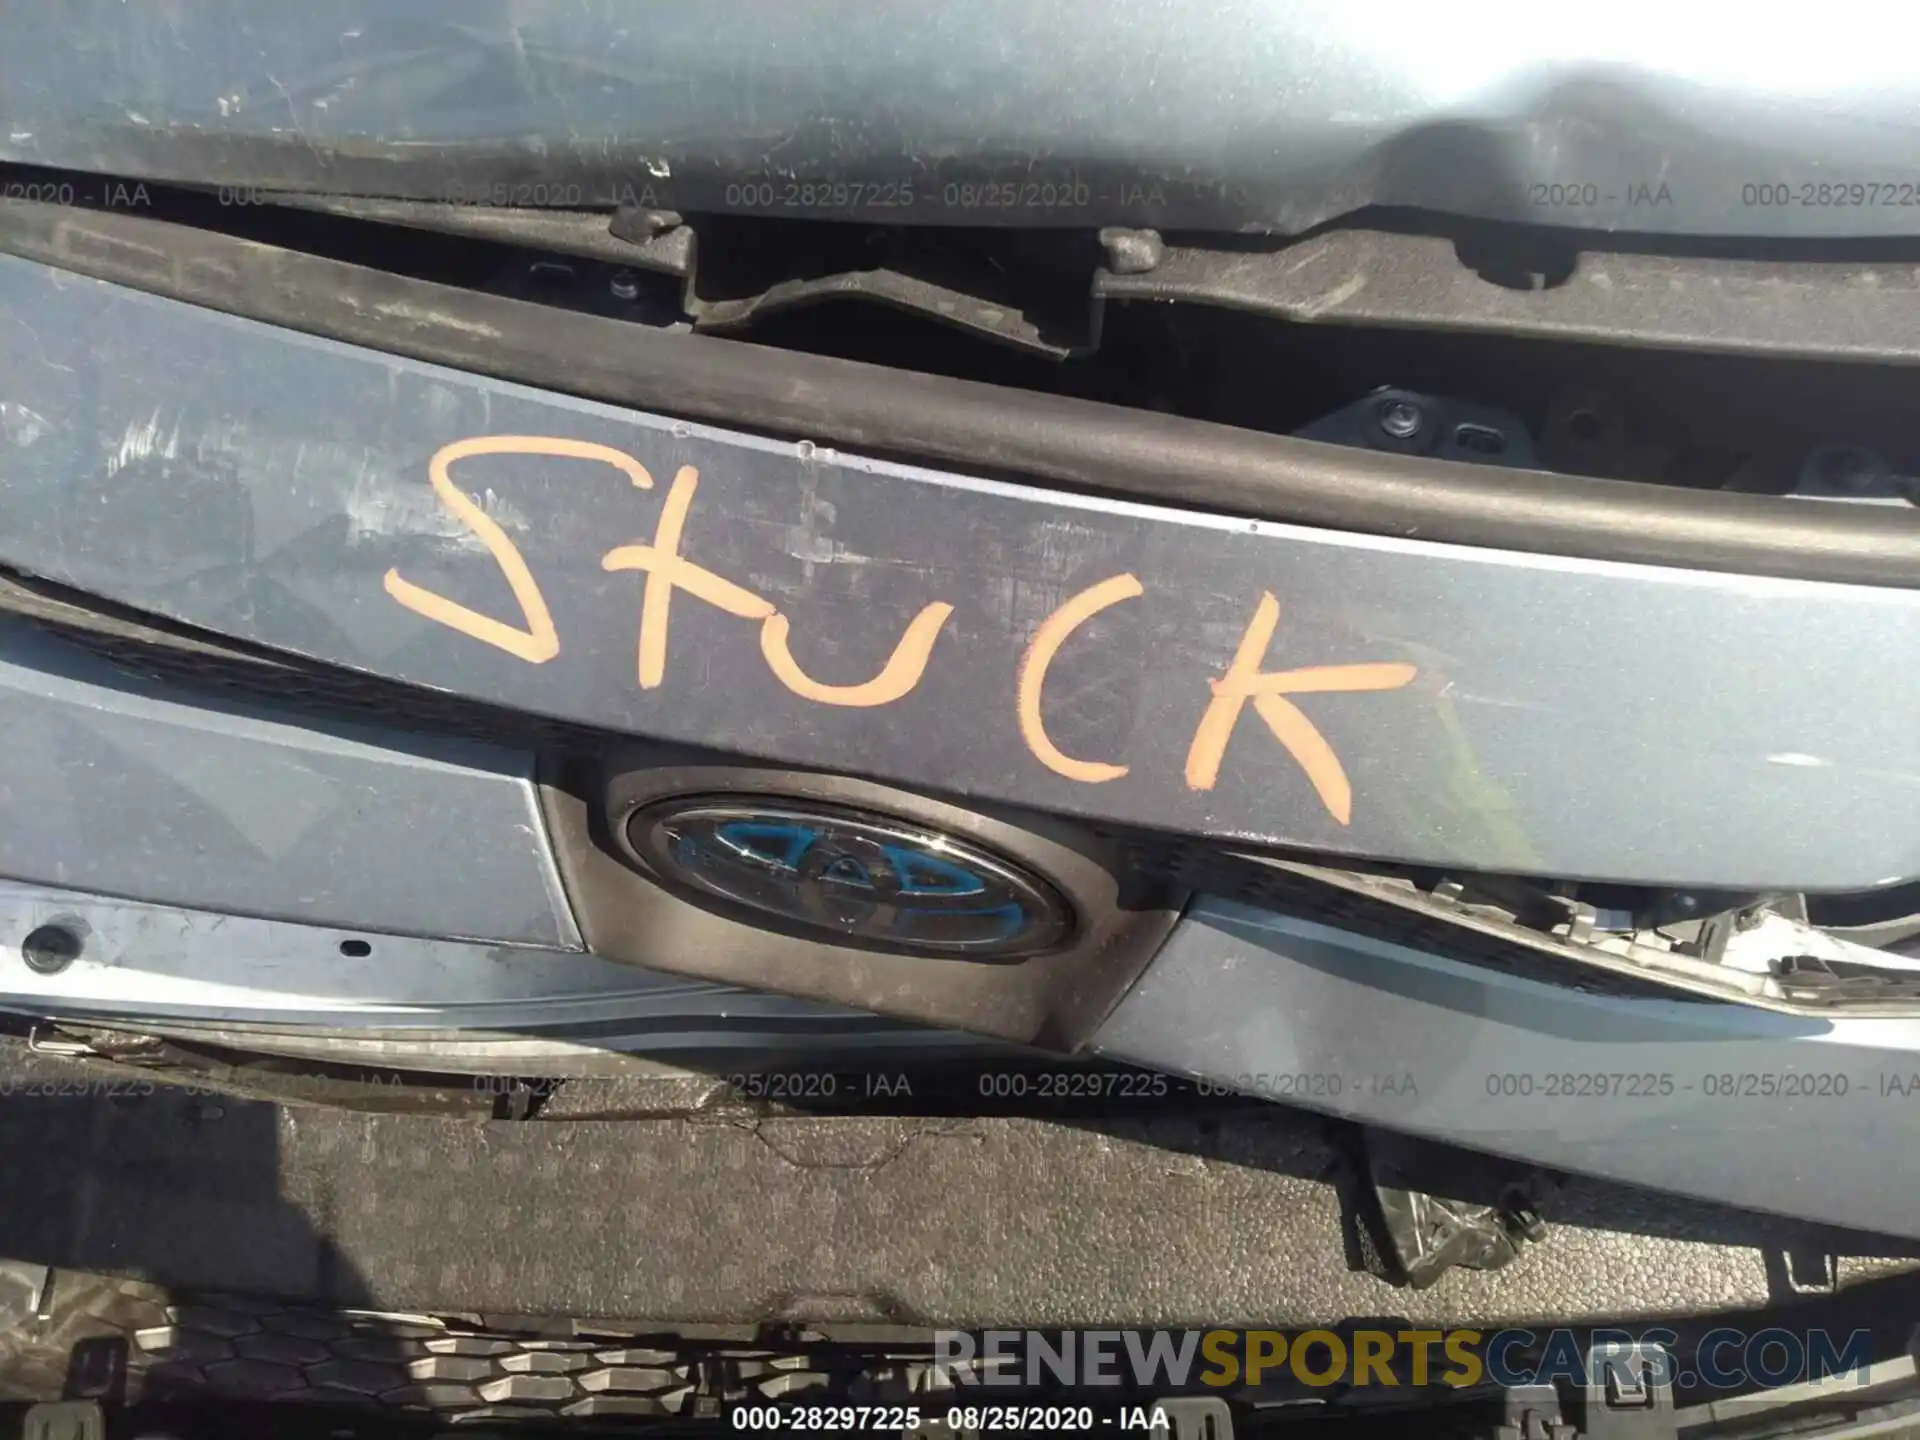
[388,436,1419,824]
[0,402,49,449]
[11,252,1920,889]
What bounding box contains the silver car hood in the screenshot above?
[3,0,1918,238]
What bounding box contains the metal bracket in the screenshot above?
[607,207,1095,357]
[107,184,1920,377]
[1293,387,1539,469]
[1362,1132,1549,1289]
[269,195,1095,357]
[24,1022,96,1058]
[1095,227,1920,369]
[19,1402,104,1440]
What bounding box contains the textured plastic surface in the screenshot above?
[0,1044,1910,1328]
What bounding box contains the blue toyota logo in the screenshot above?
[628,799,1073,958]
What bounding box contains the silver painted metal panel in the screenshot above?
[0,879,967,1060]
[1094,897,1920,1238]
[0,617,580,948]
[4,1,1920,237]
[4,257,1919,891]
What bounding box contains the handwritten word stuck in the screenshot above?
[383,436,1417,824]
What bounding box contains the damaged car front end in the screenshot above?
[7,0,1920,1256]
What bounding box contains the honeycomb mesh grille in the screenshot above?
[0,1268,943,1421]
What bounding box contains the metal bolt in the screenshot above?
[21,923,83,974]
[1377,398,1425,440]
[609,270,640,301]
[1097,226,1165,275]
